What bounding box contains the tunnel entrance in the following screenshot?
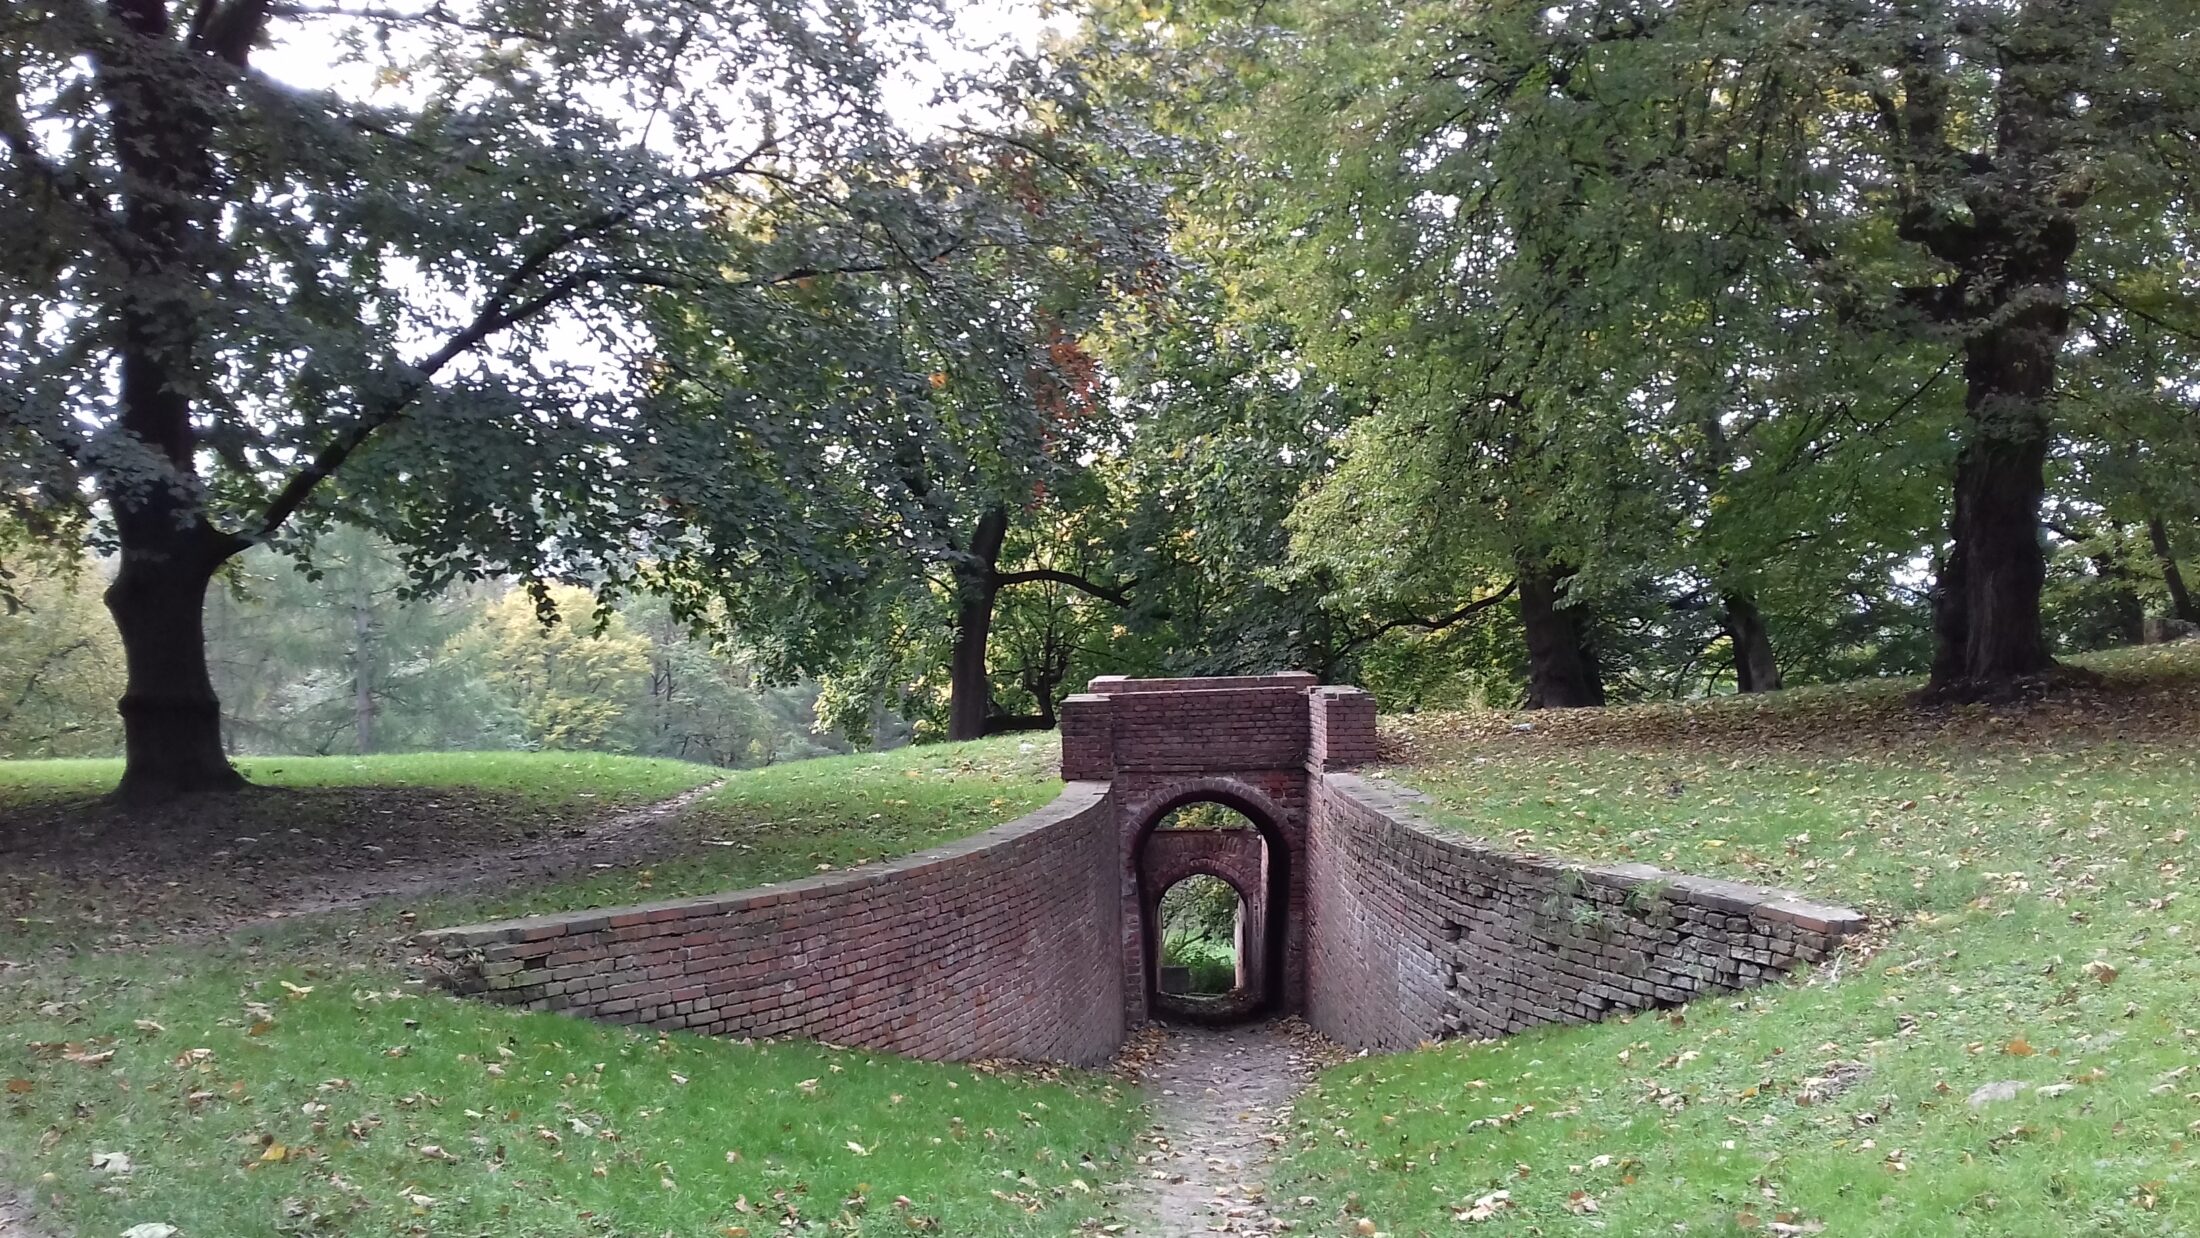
[1136,800,1281,1023]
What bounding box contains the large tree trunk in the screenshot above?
[1517,560,1604,708]
[1927,334,2059,692]
[2150,516,2198,624]
[1720,593,1783,693]
[94,11,251,800]
[1920,1,2097,696]
[106,528,245,802]
[946,506,1010,742]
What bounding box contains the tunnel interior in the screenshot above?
[1136,799,1285,1024]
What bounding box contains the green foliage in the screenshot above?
[1159,873,1241,994]
[448,586,652,751]
[0,537,848,765]
[0,561,123,758]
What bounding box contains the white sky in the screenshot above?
[255,0,1059,139]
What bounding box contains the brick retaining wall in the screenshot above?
[414,675,1867,1066]
[1305,773,1866,1051]
[415,782,1123,1065]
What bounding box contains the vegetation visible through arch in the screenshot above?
[1158,873,1242,996]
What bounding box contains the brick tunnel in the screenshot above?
[1060,672,1379,1027]
[422,671,1864,1064]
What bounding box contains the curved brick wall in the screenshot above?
[1305,774,1866,1051]
[416,783,1123,1065]
[415,675,1866,1066]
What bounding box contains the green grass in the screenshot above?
[0,735,1128,1237]
[0,950,1135,1238]
[0,750,724,809]
[1279,648,2200,1236]
[436,735,1064,926]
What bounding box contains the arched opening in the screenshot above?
[1135,795,1286,1023]
[1156,874,1247,1005]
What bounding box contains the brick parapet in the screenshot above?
[416,782,1123,1065]
[1304,773,1867,1051]
[1307,685,1379,771]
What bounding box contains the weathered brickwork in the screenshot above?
[1304,774,1867,1051]
[1109,769,1308,1023]
[1307,685,1380,771]
[1139,823,1272,1003]
[417,784,1123,1065]
[416,673,1863,1065]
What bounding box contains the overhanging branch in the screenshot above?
[1334,579,1519,661]
[992,567,1134,608]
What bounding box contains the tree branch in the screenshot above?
[992,567,1134,607]
[1333,579,1518,661]
[242,130,810,544]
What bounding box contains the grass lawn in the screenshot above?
[0,736,1135,1238]
[449,736,1065,925]
[0,751,725,810]
[1279,643,2200,1236]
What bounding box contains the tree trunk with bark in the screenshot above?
[1517,560,1604,708]
[105,524,246,801]
[946,507,1010,742]
[1927,338,2059,691]
[93,6,257,800]
[1720,593,1783,693]
[2150,516,2198,624]
[1917,2,2101,696]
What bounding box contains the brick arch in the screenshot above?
[1144,862,1260,1019]
[1123,776,1294,847]
[1130,783,1292,1019]
[1059,676,1372,1026]
[1138,815,1274,1020]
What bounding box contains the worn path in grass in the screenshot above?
[1122,1023,1336,1237]
[209,777,726,937]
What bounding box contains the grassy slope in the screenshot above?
[0,750,724,809]
[1282,643,2200,1237]
[0,737,1135,1238]
[447,737,1065,926]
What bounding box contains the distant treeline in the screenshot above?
[0,529,872,766]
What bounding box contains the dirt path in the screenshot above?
[206,778,725,936]
[1120,1022,1330,1236]
[0,1192,43,1238]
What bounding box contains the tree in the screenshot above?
[0,559,126,757]
[1408,0,2194,694]
[1,0,1128,799]
[447,587,651,752]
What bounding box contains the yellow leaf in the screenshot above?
[260,1143,288,1163]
